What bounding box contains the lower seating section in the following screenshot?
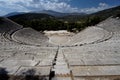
[0,46,57,79]
[60,18,120,79]
[61,32,120,79]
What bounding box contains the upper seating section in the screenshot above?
[0,17,22,34]
[97,18,120,32]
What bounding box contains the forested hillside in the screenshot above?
[8,6,120,32]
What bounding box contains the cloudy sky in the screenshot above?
[0,0,120,16]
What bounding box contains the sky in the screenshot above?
[0,0,120,16]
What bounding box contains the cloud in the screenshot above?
[79,3,110,14]
[0,0,78,15]
[0,0,112,16]
[0,9,7,16]
[99,3,108,7]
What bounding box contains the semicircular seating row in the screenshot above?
[1,17,120,47]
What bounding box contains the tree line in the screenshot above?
[9,15,102,32]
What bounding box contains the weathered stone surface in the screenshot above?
[71,66,120,76]
[0,17,120,80]
[15,67,51,76]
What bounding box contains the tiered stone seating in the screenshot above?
[0,16,120,80]
[0,17,57,79]
[69,26,112,46]
[12,28,50,46]
[61,18,120,80]
[0,17,22,34]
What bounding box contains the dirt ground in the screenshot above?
[44,30,75,45]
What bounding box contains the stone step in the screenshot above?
[71,66,120,77]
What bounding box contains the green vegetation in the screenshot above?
[114,13,120,17]
[8,6,120,32]
[8,13,102,32]
[0,17,4,24]
[8,13,67,31]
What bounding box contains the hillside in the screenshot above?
[8,13,55,20]
[8,13,65,31]
[60,5,120,22]
[7,6,120,32]
[4,12,25,17]
[90,5,120,19]
[8,13,69,31]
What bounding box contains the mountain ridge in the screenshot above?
[5,5,120,32]
[5,10,86,17]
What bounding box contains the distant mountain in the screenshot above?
[5,5,120,18]
[4,12,25,17]
[8,13,55,21]
[7,5,120,23]
[5,10,86,17]
[34,10,86,17]
[2,5,120,32]
[34,10,67,17]
[60,5,120,22]
[89,5,120,19]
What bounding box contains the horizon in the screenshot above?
[0,0,120,16]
